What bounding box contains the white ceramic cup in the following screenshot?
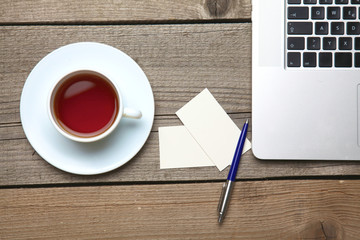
[48,69,142,143]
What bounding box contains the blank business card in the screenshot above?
[159,126,214,169]
[176,88,251,171]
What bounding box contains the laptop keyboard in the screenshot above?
[286,0,360,68]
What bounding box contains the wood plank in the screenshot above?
[0,113,251,186]
[0,113,249,141]
[1,180,359,239]
[0,24,251,124]
[0,0,252,24]
[0,113,247,186]
[2,118,360,186]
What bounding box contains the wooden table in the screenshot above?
[1,1,360,239]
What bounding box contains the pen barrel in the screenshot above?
[227,122,248,181]
[217,180,235,218]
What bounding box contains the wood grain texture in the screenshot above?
[0,0,251,24]
[2,117,360,186]
[2,2,359,239]
[1,180,360,239]
[0,24,251,124]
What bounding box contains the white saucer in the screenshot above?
[20,42,155,175]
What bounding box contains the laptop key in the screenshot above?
[303,52,317,67]
[335,53,352,67]
[288,7,309,19]
[331,22,344,35]
[288,52,301,67]
[315,22,328,35]
[288,37,305,50]
[288,0,301,3]
[304,0,317,4]
[347,22,360,35]
[328,7,340,19]
[355,53,360,67]
[351,0,360,4]
[288,22,313,34]
[312,7,325,19]
[323,37,336,50]
[343,7,356,19]
[355,37,360,50]
[307,37,321,50]
[320,0,333,4]
[335,0,348,3]
[319,53,332,67]
[339,37,352,50]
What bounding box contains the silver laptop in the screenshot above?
[252,0,360,160]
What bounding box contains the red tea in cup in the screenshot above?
[52,71,119,138]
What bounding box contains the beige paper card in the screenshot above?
[176,88,251,171]
[159,126,214,169]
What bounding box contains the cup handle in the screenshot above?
[123,107,142,119]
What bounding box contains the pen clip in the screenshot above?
[217,181,228,212]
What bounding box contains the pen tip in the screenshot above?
[218,214,224,224]
[245,119,249,124]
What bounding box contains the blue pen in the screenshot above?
[217,119,249,223]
